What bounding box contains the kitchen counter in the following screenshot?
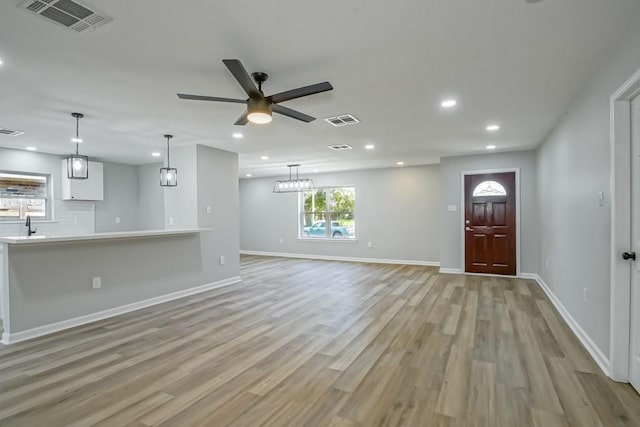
[0,228,209,245]
[1,226,240,344]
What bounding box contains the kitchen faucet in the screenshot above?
[25,215,36,236]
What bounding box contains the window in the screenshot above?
[0,172,49,220]
[300,187,355,239]
[472,180,507,197]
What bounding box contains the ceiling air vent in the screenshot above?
[0,128,25,136]
[19,0,112,33]
[324,114,360,127]
[328,144,353,151]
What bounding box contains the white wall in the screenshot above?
[136,162,165,230]
[240,165,440,264]
[536,18,640,358]
[0,147,94,237]
[95,161,139,233]
[439,150,539,274]
[164,145,198,229]
[197,145,240,278]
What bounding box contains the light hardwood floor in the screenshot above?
[0,255,639,426]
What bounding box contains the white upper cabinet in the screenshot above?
[61,160,104,201]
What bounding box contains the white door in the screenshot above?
[631,94,640,393]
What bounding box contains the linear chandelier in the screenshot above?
[273,164,314,193]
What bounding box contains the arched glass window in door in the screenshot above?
[472,180,507,197]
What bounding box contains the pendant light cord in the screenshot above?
[166,136,170,168]
[75,115,80,156]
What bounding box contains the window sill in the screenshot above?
[0,220,57,224]
[297,238,359,243]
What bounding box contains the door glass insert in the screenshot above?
[472,180,507,197]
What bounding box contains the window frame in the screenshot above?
[298,186,357,241]
[0,171,52,222]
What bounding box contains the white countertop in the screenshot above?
[0,228,210,245]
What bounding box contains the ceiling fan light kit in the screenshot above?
[247,97,272,124]
[177,59,333,126]
[273,164,314,193]
[66,112,89,180]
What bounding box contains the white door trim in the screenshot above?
[610,66,640,382]
[460,168,521,277]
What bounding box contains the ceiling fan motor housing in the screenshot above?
[248,97,272,115]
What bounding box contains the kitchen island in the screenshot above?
[0,228,240,344]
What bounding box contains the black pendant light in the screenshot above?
[160,134,177,187]
[66,113,89,179]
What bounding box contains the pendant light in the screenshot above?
[273,164,314,193]
[66,113,89,179]
[160,134,177,187]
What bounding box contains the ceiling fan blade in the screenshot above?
[272,104,316,123]
[234,111,249,126]
[222,59,261,99]
[268,82,333,104]
[177,94,246,104]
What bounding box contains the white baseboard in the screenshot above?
[240,250,440,267]
[529,273,611,376]
[1,276,241,345]
[439,267,463,274]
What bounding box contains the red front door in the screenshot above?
[464,172,516,275]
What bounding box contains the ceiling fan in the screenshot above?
[177,59,334,126]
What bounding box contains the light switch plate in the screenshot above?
[92,277,101,289]
[598,192,604,207]
[206,206,212,214]
[115,217,120,224]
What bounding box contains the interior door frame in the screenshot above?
[610,66,640,382]
[460,168,521,277]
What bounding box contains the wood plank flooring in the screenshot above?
[0,255,639,426]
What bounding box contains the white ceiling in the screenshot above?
[0,0,639,178]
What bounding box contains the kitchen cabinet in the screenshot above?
[61,160,104,201]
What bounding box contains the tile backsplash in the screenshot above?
[0,200,95,237]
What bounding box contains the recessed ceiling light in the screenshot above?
[261,156,269,160]
[25,146,37,151]
[365,144,375,150]
[486,124,500,132]
[397,161,405,166]
[0,59,4,66]
[232,133,243,139]
[486,145,497,150]
[313,169,319,173]
[441,99,457,108]
[152,152,161,157]
[71,137,83,143]
[245,173,252,177]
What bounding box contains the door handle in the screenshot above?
[465,227,474,232]
[622,251,636,261]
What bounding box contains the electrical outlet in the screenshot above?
[169,217,174,226]
[279,238,284,244]
[115,217,121,224]
[448,205,457,212]
[219,255,225,265]
[92,277,101,289]
[598,192,605,207]
[206,206,212,214]
[583,287,588,303]
[367,241,373,248]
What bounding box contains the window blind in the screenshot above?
[0,173,48,199]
